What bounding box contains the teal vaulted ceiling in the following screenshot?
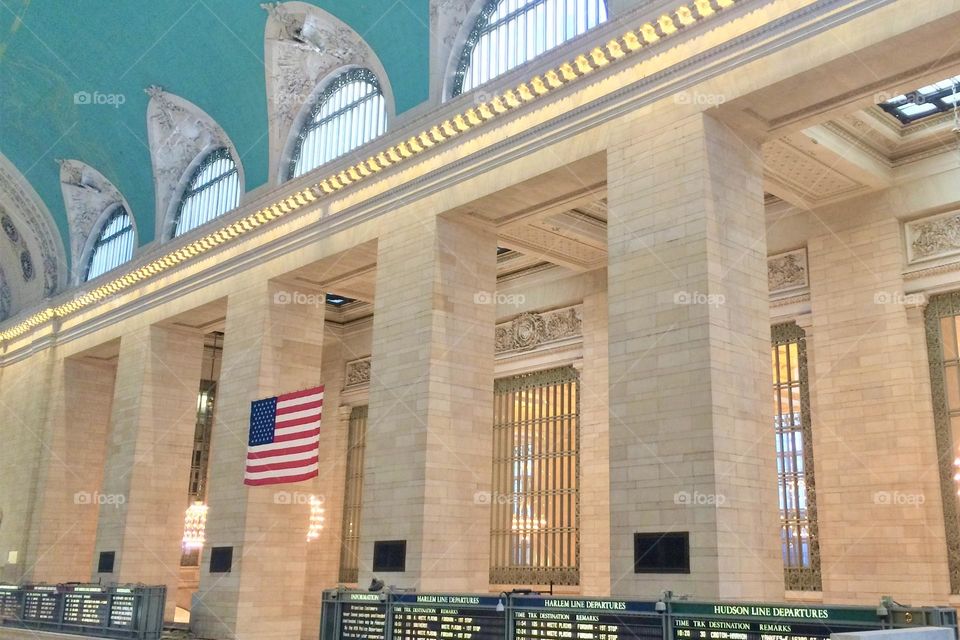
[0,0,429,258]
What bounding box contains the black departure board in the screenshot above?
[393,594,506,640]
[109,590,137,628]
[670,603,883,640]
[338,593,387,640]
[62,588,109,626]
[0,587,20,620]
[513,596,662,640]
[21,588,58,622]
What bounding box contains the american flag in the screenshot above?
[244,386,324,486]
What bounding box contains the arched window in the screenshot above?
[85,206,134,282]
[453,0,608,97]
[288,68,387,180]
[173,147,241,238]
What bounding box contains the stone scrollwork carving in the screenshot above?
[344,356,371,387]
[495,305,583,355]
[263,2,391,181]
[906,211,960,264]
[768,248,808,294]
[145,86,240,239]
[57,159,131,282]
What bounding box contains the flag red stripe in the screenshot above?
[275,414,322,429]
[247,441,318,460]
[278,387,325,402]
[276,399,323,415]
[246,455,319,474]
[243,469,319,486]
[272,427,320,443]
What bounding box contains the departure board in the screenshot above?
[0,586,20,620]
[62,588,109,626]
[513,596,662,640]
[109,591,137,628]
[338,593,387,640]
[393,594,506,640]
[21,587,58,622]
[670,603,883,640]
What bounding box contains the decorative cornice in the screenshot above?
[496,305,582,355]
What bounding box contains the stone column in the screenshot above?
[92,325,204,620]
[192,280,325,640]
[26,355,117,583]
[606,110,782,599]
[359,214,497,591]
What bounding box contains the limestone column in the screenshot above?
[26,355,116,583]
[91,325,204,620]
[606,110,782,599]
[359,214,497,591]
[192,280,324,640]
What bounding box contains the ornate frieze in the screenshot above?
[145,86,239,238]
[495,305,582,355]
[344,356,371,387]
[57,160,130,282]
[905,210,960,264]
[768,248,808,295]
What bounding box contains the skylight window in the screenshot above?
[880,75,960,124]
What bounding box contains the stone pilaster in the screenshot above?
[192,280,324,640]
[91,325,204,620]
[26,356,116,583]
[359,214,497,591]
[606,110,782,599]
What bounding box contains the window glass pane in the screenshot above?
[453,0,608,96]
[173,148,240,238]
[85,206,135,281]
[290,69,387,180]
[491,367,579,585]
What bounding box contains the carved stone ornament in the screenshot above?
[495,305,583,354]
[344,356,371,387]
[768,248,808,294]
[57,159,130,281]
[263,2,390,180]
[0,152,65,301]
[145,86,239,238]
[906,211,960,264]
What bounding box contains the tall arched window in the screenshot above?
[85,206,135,282]
[288,68,387,180]
[173,147,241,238]
[452,0,608,97]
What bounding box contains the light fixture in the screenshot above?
[182,502,208,550]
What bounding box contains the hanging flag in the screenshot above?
[244,386,324,486]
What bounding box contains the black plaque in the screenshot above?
[393,594,505,640]
[514,596,662,640]
[338,593,387,640]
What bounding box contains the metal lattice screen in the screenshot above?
[490,366,579,585]
[339,405,368,584]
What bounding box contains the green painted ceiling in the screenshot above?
[0,0,429,260]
